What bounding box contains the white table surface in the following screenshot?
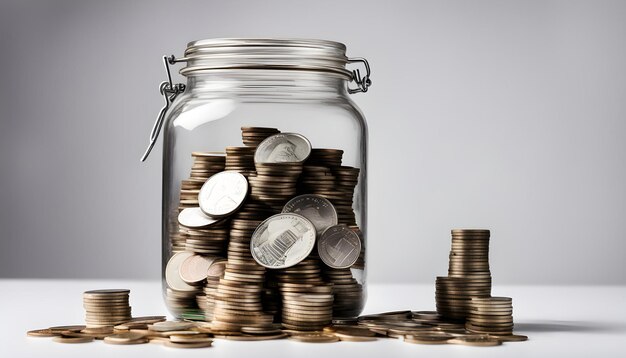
[2,279,625,357]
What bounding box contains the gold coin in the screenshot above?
[488,334,528,342]
[164,340,214,348]
[27,329,59,337]
[449,336,502,346]
[169,334,213,343]
[53,336,94,344]
[404,334,453,345]
[288,333,339,343]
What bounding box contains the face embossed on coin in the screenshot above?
[198,171,248,218]
[254,133,312,163]
[250,213,316,269]
[282,194,338,235]
[318,224,361,269]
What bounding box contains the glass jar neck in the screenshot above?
[184,70,348,99]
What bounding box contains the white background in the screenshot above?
[1,0,625,284]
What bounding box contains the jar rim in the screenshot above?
[179,38,352,79]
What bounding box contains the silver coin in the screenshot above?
[318,225,361,269]
[198,171,248,218]
[177,207,221,228]
[250,213,316,269]
[254,133,312,163]
[282,194,338,235]
[165,252,196,292]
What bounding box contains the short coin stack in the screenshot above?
[83,289,132,328]
[436,229,492,320]
[225,146,256,177]
[466,297,514,335]
[241,127,281,147]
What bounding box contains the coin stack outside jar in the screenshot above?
[164,127,365,332]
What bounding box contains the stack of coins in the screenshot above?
[165,252,204,317]
[174,153,226,251]
[202,259,227,321]
[436,229,492,320]
[188,152,226,182]
[83,289,132,328]
[180,221,230,254]
[276,259,334,331]
[241,127,281,147]
[298,166,336,193]
[250,163,303,211]
[225,146,256,176]
[307,149,344,168]
[322,268,364,317]
[466,297,514,335]
[179,153,226,210]
[209,201,275,332]
[435,276,490,320]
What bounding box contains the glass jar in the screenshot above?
[142,38,371,326]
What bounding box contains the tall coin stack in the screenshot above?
[436,229,492,320]
[276,259,334,331]
[210,200,276,332]
[466,297,514,335]
[250,163,303,212]
[83,289,132,328]
[173,153,226,252]
[298,149,364,317]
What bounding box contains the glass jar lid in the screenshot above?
[179,38,352,79]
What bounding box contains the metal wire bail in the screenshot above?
[140,55,186,162]
[347,58,372,94]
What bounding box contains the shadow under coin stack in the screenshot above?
[83,289,132,328]
[436,229,492,320]
[466,297,514,336]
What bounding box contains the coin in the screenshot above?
[318,224,361,269]
[178,207,222,228]
[250,213,316,269]
[288,333,339,343]
[255,133,312,163]
[27,329,60,337]
[164,340,214,348]
[404,334,453,345]
[148,321,196,332]
[282,194,338,235]
[103,332,148,345]
[53,336,94,344]
[448,335,501,346]
[165,252,197,292]
[198,171,248,217]
[179,254,219,284]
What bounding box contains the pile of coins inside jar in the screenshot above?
[166,127,366,331]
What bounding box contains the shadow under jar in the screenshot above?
[142,38,371,327]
